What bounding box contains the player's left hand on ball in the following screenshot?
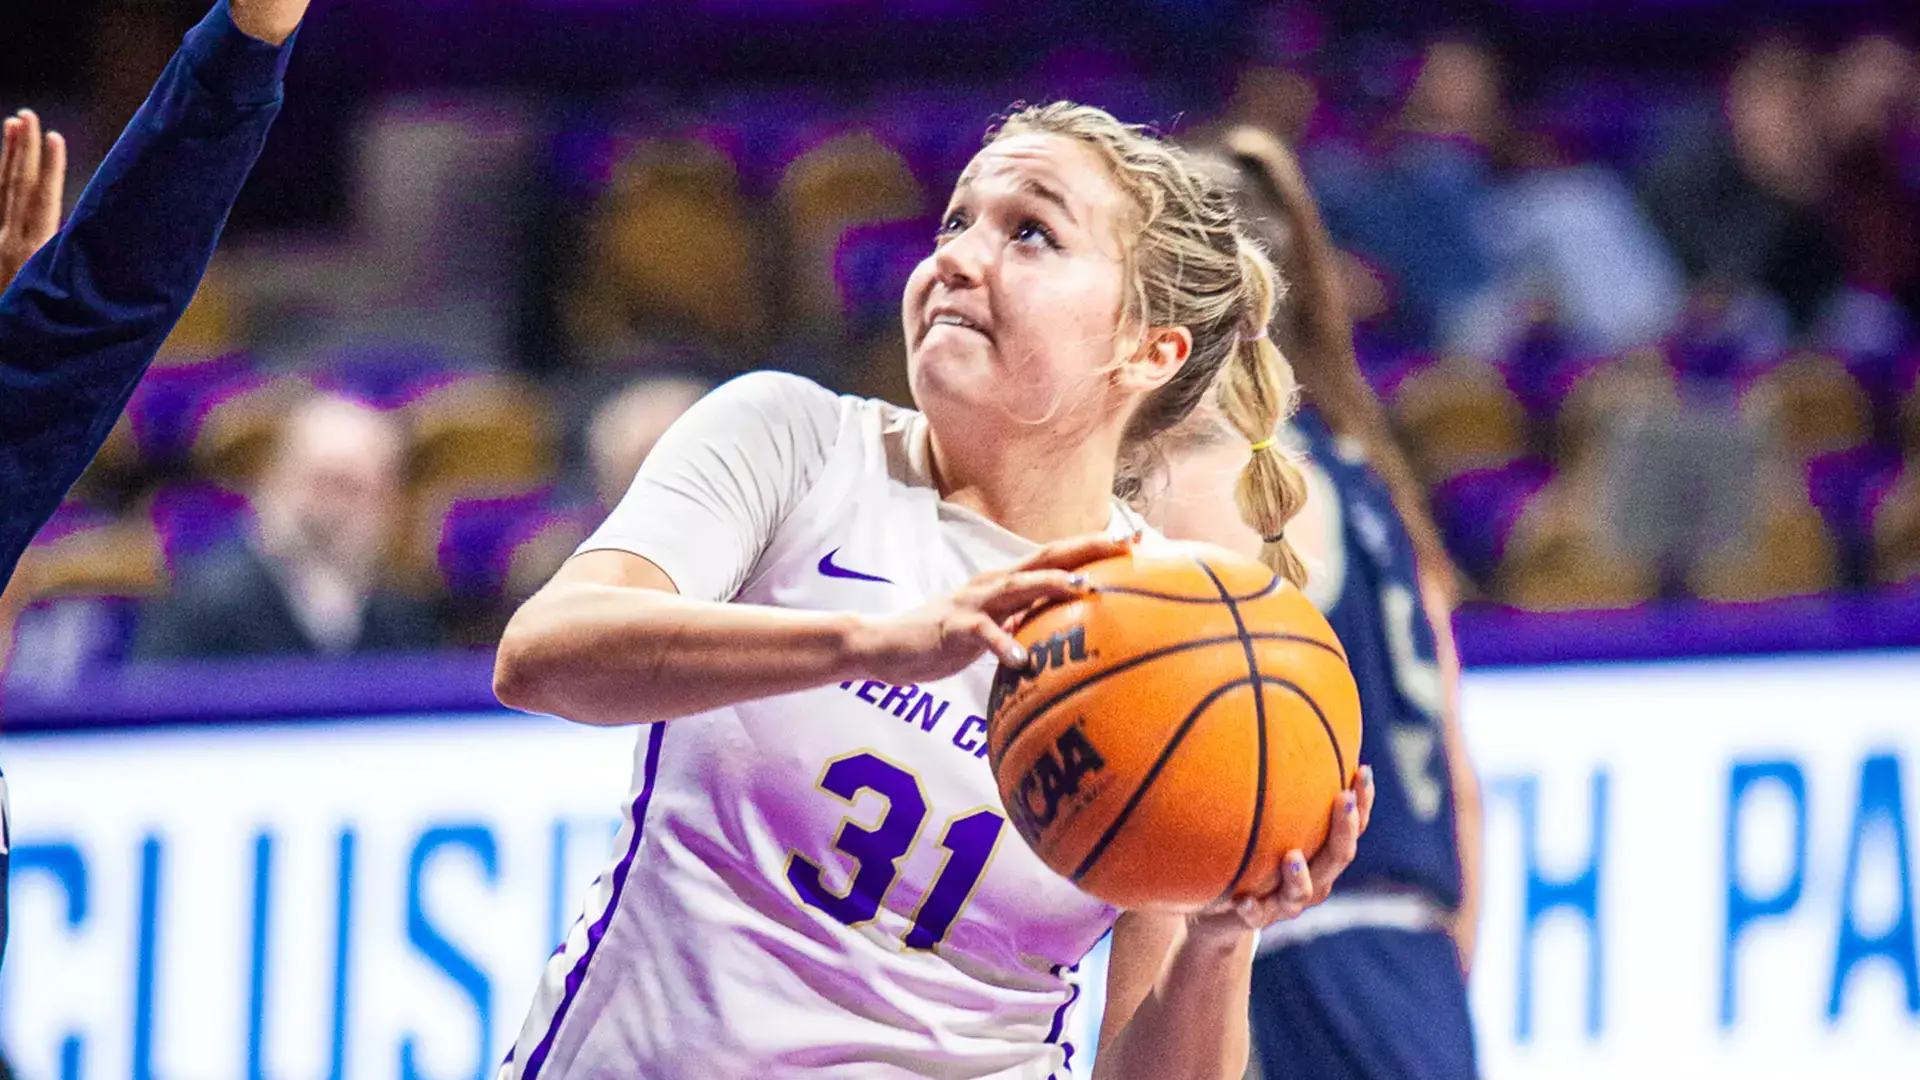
[1189,765,1375,936]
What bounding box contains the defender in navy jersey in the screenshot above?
[0,0,308,975]
[1146,127,1481,1080]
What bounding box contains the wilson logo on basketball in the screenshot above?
[1008,723,1107,846]
[987,625,1090,720]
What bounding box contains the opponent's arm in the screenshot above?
[1225,125,1356,375]
[1426,575,1483,971]
[494,537,1121,728]
[0,0,307,588]
[1093,777,1373,1080]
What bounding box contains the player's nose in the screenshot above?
[932,226,989,291]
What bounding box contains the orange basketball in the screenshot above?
[986,541,1362,912]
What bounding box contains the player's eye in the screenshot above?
[936,209,969,244]
[1013,219,1059,250]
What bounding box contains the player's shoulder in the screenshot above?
[701,370,844,430]
[690,371,927,506]
[704,371,908,436]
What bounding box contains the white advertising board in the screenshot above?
[3,649,1918,1078]
[1463,651,1920,1080]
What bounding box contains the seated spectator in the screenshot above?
[586,373,711,510]
[1817,33,1918,353]
[1308,35,1678,358]
[1639,34,1844,334]
[1308,35,1505,350]
[134,393,438,659]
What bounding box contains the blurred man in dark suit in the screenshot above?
[135,393,439,658]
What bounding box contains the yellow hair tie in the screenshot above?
[1248,438,1276,453]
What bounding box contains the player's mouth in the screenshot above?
[920,306,992,347]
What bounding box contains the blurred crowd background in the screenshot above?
[3,0,1918,693]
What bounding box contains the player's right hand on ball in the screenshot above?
[848,533,1130,685]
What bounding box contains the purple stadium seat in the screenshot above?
[147,481,252,573]
[549,101,684,206]
[1839,345,1907,438]
[435,487,592,605]
[123,351,258,471]
[778,126,927,331]
[834,219,934,336]
[691,87,844,200]
[26,499,114,550]
[309,344,461,411]
[1430,457,1556,583]
[1496,317,1607,431]
[1806,444,1901,526]
[1351,337,1425,400]
[860,88,1008,186]
[6,508,170,690]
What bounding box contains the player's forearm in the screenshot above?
[1430,588,1482,970]
[1096,926,1256,1080]
[1270,166,1357,372]
[1449,750,1485,971]
[0,0,292,585]
[10,1,292,305]
[494,582,864,726]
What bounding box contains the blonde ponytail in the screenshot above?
[1218,244,1310,588]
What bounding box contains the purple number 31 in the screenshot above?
[786,752,1005,950]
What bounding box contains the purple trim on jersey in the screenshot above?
[1043,960,1084,1079]
[1044,962,1081,1042]
[521,723,667,1080]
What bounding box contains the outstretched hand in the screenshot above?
[1186,764,1377,940]
[229,0,313,46]
[0,110,66,289]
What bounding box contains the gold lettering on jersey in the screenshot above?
[836,681,985,759]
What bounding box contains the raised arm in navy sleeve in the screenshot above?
[0,0,297,587]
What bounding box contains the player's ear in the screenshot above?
[1118,326,1190,395]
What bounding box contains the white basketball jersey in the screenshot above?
[501,373,1128,1080]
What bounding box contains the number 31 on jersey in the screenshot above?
[785,751,1007,950]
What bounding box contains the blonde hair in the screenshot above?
[991,102,1310,586]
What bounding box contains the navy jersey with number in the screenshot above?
[1291,407,1463,909]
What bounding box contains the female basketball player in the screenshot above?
[1143,126,1482,1079]
[493,103,1373,1080]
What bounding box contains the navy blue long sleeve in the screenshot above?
[0,1,296,588]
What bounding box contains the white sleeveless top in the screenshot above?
[500,372,1132,1080]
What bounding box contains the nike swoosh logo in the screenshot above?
[818,549,892,584]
